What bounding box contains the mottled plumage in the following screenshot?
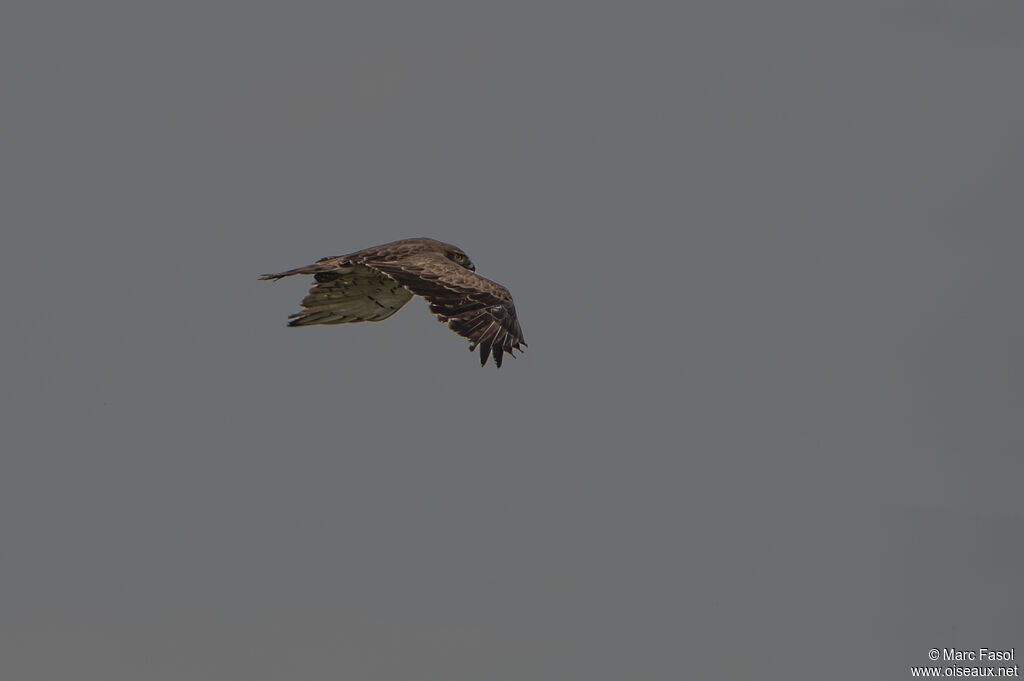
[260,238,527,367]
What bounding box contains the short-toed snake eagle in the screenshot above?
[260,238,526,367]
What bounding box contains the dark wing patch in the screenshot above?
[368,260,526,367]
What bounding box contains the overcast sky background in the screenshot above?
[2,2,1022,679]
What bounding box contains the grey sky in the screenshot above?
[2,2,1022,679]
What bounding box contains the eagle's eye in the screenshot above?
[448,251,474,270]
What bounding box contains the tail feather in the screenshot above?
[259,261,352,281]
[259,266,316,281]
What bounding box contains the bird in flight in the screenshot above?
[260,238,527,367]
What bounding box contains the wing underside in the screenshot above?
[277,263,414,326]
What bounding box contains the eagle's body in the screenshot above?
[260,238,526,367]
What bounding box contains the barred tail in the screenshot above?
[259,260,347,281]
[259,266,315,281]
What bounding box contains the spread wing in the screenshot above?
[260,263,413,326]
[366,255,527,368]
